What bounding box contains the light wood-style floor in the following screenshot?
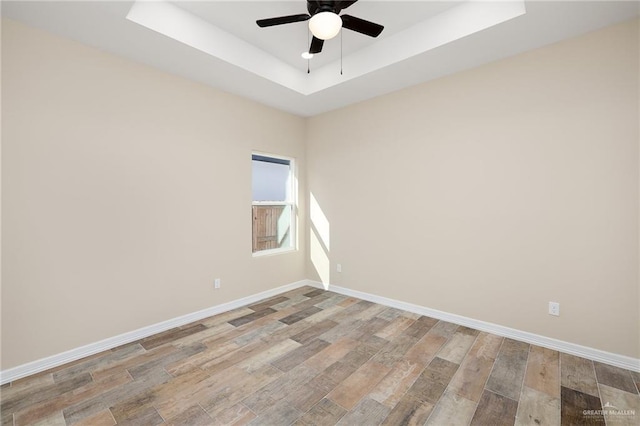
[2,286,639,425]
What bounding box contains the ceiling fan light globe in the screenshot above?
[309,12,342,40]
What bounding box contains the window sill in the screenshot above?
[252,247,298,258]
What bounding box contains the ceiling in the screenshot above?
[2,1,639,117]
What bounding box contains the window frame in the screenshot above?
[251,152,297,257]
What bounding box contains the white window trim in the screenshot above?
[251,152,297,257]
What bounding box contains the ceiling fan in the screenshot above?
[256,0,384,55]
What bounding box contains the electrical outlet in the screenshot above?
[548,301,560,316]
[336,264,342,273]
[214,278,221,289]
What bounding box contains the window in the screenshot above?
[252,153,296,255]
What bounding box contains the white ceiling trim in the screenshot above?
[127,0,527,96]
[126,0,308,93]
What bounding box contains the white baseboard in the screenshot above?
[303,280,640,373]
[0,280,311,385]
[3,278,637,384]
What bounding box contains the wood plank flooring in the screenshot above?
[2,286,639,425]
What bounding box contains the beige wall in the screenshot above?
[1,19,307,369]
[307,19,640,358]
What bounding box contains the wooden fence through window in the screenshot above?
[252,205,287,252]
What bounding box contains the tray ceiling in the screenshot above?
[2,1,639,116]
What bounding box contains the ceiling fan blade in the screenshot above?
[336,1,358,11]
[340,14,384,37]
[256,14,310,28]
[309,36,324,54]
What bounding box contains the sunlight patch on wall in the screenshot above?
[310,192,330,251]
[310,192,330,289]
[310,228,330,288]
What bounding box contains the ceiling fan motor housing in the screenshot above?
[307,1,339,16]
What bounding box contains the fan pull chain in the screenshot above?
[340,30,343,75]
[307,28,311,74]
